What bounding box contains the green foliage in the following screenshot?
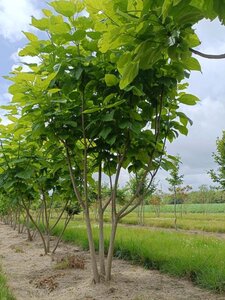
[209,131,225,191]
[166,155,184,193]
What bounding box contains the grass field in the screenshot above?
[115,213,225,233]
[72,203,225,233]
[51,220,225,292]
[0,266,15,300]
[143,203,225,214]
[99,203,225,232]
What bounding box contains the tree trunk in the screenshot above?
[52,214,72,253]
[26,213,33,241]
[84,209,100,283]
[98,208,105,276]
[106,221,118,281]
[174,189,177,230]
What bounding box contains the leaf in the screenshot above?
[104,99,125,109]
[75,67,83,80]
[161,160,176,171]
[183,57,201,71]
[49,22,71,35]
[102,110,115,121]
[105,74,119,86]
[19,45,39,57]
[176,124,188,135]
[177,112,193,126]
[42,9,53,17]
[107,135,117,145]
[119,120,131,129]
[50,1,76,17]
[99,127,112,139]
[162,0,173,22]
[48,88,61,95]
[31,17,49,31]
[7,116,18,123]
[120,61,139,89]
[103,93,116,105]
[86,31,101,40]
[22,31,38,41]
[83,107,102,114]
[136,42,162,70]
[64,121,77,127]
[178,94,199,105]
[15,168,35,180]
[73,30,86,41]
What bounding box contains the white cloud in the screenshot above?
[11,48,41,71]
[158,96,225,191]
[0,0,40,41]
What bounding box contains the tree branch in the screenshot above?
[190,48,225,59]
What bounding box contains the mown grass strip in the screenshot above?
[0,266,15,300]
[52,221,225,293]
[142,203,225,214]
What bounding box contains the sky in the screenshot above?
[0,1,225,191]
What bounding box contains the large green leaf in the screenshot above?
[120,61,139,89]
[50,1,76,17]
[178,94,199,105]
[99,127,112,139]
[105,74,119,86]
[183,57,201,71]
[31,17,49,31]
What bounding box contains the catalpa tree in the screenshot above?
[2,0,225,283]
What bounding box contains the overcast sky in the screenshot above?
[0,1,225,191]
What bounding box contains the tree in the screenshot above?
[209,131,225,192]
[166,156,183,229]
[198,184,209,214]
[176,185,192,216]
[2,0,225,284]
[127,170,157,224]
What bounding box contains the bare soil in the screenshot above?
[0,222,224,300]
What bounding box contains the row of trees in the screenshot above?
[1,0,225,283]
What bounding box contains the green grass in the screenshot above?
[55,210,225,233]
[117,213,225,233]
[0,266,15,300]
[143,203,225,214]
[51,221,225,293]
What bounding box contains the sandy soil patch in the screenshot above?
[0,222,224,300]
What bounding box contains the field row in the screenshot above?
[133,203,225,214]
[70,209,225,233]
[51,221,225,292]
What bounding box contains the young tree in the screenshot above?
[176,185,192,216]
[198,184,209,214]
[2,0,225,284]
[127,171,157,225]
[166,156,183,229]
[209,131,225,192]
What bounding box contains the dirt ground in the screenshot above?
[0,223,224,300]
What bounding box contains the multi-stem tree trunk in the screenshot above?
[106,220,118,281]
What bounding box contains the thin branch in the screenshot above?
[190,48,225,59]
[63,143,85,210]
[103,196,112,212]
